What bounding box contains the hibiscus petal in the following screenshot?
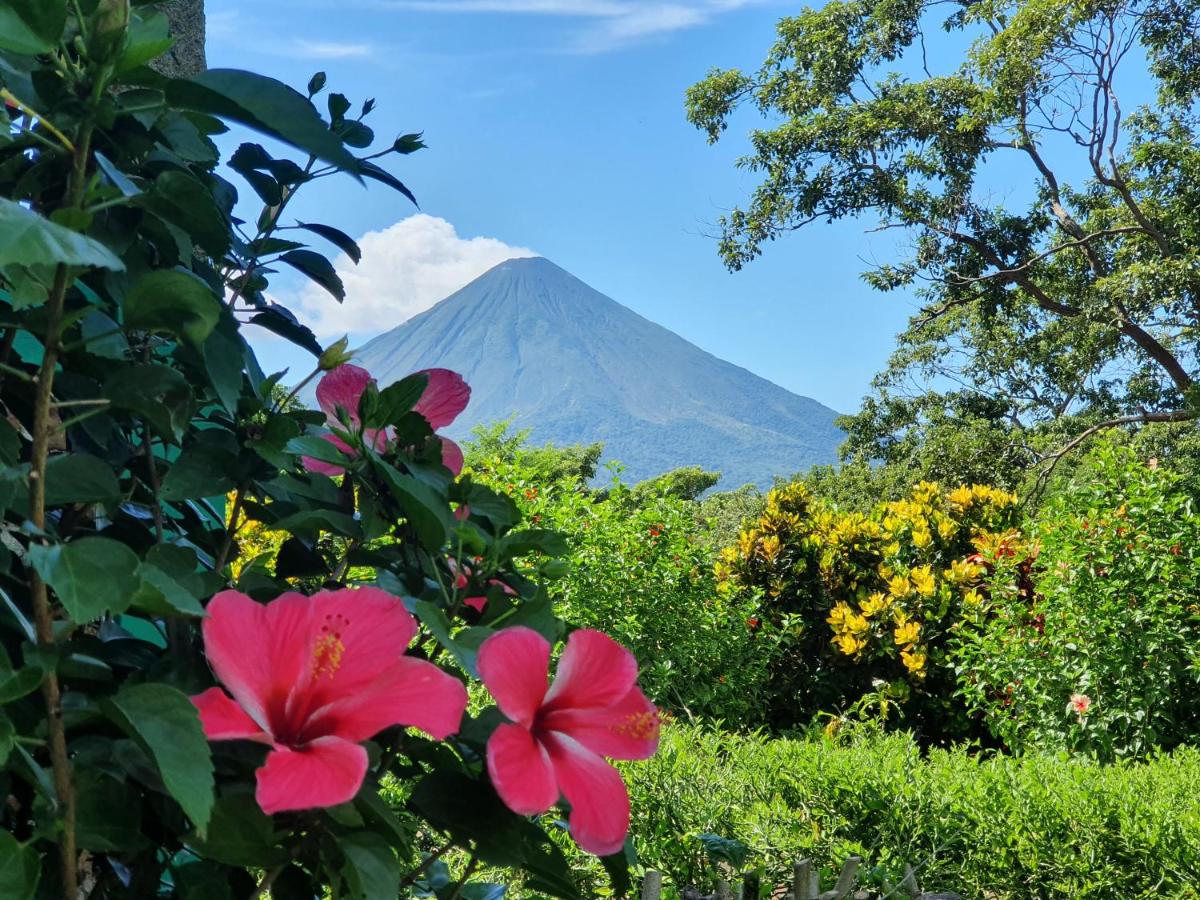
[464,595,488,613]
[542,685,659,761]
[543,629,638,712]
[487,723,558,816]
[414,369,470,429]
[301,432,355,477]
[305,656,468,743]
[255,736,368,815]
[288,587,419,722]
[478,627,550,728]
[543,732,630,856]
[202,590,312,735]
[316,364,374,427]
[191,687,270,742]
[439,437,465,476]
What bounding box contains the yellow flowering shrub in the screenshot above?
[717,480,1021,736]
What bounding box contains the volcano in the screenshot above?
[351,257,843,488]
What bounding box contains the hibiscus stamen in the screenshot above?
[313,613,350,679]
[614,710,659,741]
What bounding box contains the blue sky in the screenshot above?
[207,0,917,413]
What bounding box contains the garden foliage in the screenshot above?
[0,6,658,897]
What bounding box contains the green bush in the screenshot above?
[587,723,1200,899]
[955,445,1200,760]
[465,425,773,723]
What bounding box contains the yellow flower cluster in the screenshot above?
[720,480,1018,682]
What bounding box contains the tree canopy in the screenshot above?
[687,0,1200,479]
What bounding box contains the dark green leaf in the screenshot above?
[338,832,399,900]
[166,70,361,174]
[249,306,323,356]
[43,453,119,506]
[307,71,327,95]
[79,309,130,360]
[285,433,350,467]
[27,538,140,622]
[499,529,570,558]
[124,270,222,345]
[414,600,480,678]
[0,830,38,900]
[0,198,124,271]
[94,152,142,198]
[270,508,360,538]
[203,323,245,414]
[133,563,205,617]
[339,120,373,149]
[0,0,66,55]
[408,772,527,867]
[116,9,173,73]
[358,160,417,207]
[377,460,454,548]
[108,683,214,834]
[368,372,429,429]
[103,363,193,441]
[160,444,238,501]
[186,790,287,867]
[296,222,361,263]
[76,770,147,851]
[139,171,231,257]
[280,249,344,302]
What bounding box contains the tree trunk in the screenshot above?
[152,0,207,79]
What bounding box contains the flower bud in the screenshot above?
[89,0,131,62]
[318,336,353,371]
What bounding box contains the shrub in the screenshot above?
[955,445,1200,760]
[465,425,772,724]
[717,481,1021,738]
[595,723,1200,899]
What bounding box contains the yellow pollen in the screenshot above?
[312,613,350,680]
[613,710,659,741]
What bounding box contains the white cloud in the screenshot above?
[378,0,772,50]
[293,214,537,338]
[291,39,376,59]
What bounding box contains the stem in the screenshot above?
[214,485,246,574]
[29,118,96,900]
[398,841,455,889]
[445,853,479,900]
[142,423,164,543]
[0,89,75,152]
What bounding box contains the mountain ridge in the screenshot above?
[351,257,844,488]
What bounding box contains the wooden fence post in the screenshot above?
[641,870,662,900]
[793,859,818,900]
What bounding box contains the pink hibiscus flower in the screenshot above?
[413,367,471,476]
[301,364,390,477]
[448,557,518,613]
[301,365,471,476]
[1069,693,1092,716]
[191,587,468,815]
[477,627,659,855]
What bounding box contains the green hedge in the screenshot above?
[589,724,1200,899]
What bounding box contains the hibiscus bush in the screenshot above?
[0,5,658,898]
[954,445,1200,761]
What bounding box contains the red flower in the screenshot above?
[477,627,659,855]
[301,365,470,477]
[191,588,468,815]
[746,616,761,632]
[448,558,517,613]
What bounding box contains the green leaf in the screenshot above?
[116,9,173,73]
[186,790,287,867]
[270,508,361,538]
[124,270,222,345]
[108,683,214,835]
[94,152,142,198]
[408,772,527,867]
[139,171,231,257]
[296,222,362,263]
[413,600,480,678]
[0,666,42,704]
[0,714,12,767]
[499,529,570,559]
[203,323,245,414]
[0,198,124,271]
[0,830,38,900]
[280,249,344,302]
[165,70,361,175]
[377,461,454,548]
[358,160,417,207]
[42,453,119,506]
[338,832,399,900]
[160,444,238,501]
[133,563,205,617]
[285,432,351,467]
[103,363,193,441]
[27,538,140,623]
[76,770,147,852]
[368,372,429,429]
[79,310,130,360]
[0,0,66,54]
